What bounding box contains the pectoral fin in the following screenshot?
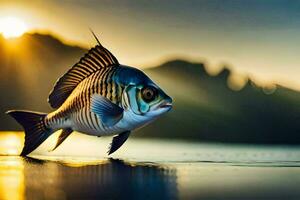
[108,131,131,155]
[91,94,124,127]
[51,128,73,151]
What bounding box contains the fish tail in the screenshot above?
[6,110,53,156]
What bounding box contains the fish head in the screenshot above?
[118,66,172,119]
[125,83,172,117]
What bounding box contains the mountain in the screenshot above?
[141,61,300,144]
[1,33,299,144]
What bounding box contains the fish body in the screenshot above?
[7,39,172,156]
[46,65,169,136]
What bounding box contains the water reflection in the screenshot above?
[1,132,300,200]
[0,157,24,200]
[22,158,177,200]
[0,132,23,155]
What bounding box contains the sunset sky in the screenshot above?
[1,0,300,89]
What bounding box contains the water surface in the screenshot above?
[0,132,300,200]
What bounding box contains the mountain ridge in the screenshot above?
[0,32,292,93]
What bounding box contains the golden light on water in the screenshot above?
[0,17,28,39]
[0,132,24,155]
[0,157,24,200]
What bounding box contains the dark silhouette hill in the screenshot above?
[0,33,86,129]
[0,33,299,144]
[141,61,300,144]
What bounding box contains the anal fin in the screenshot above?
[108,131,130,155]
[51,128,73,151]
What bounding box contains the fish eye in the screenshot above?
[141,86,157,102]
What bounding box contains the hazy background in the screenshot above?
[2,0,300,88]
[0,0,300,144]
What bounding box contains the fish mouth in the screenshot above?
[159,102,172,109]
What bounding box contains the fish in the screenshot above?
[6,35,172,156]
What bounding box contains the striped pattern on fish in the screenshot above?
[6,34,172,156]
[45,67,122,135]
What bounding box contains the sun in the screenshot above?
[0,17,28,39]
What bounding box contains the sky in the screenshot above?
[1,0,300,89]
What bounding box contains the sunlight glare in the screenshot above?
[0,17,28,39]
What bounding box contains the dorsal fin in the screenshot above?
[48,44,119,108]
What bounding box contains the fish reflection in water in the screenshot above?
[22,158,177,200]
